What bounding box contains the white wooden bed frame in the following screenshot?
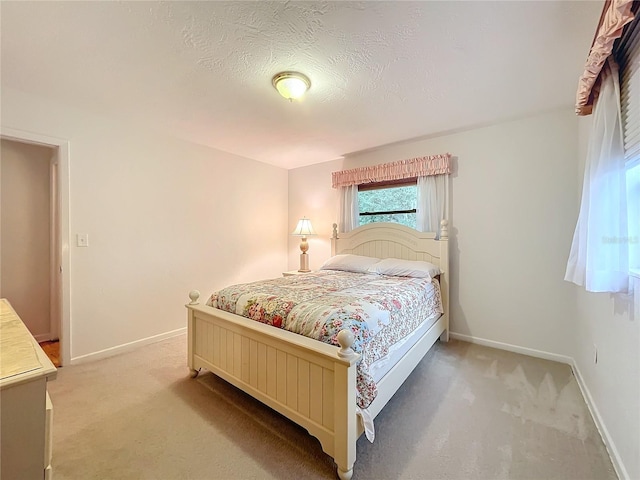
[186,221,449,479]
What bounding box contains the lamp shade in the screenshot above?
[292,218,316,236]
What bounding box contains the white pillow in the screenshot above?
[320,254,381,273]
[368,258,441,278]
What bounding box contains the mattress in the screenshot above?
[369,308,440,384]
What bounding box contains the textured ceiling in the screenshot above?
[1,1,601,169]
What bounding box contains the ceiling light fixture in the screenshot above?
[272,71,311,101]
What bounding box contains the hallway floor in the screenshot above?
[39,340,60,367]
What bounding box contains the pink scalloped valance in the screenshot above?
[575,0,635,116]
[332,153,451,188]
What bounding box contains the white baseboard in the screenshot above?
[450,331,627,480]
[34,333,53,343]
[449,332,573,365]
[71,327,186,365]
[571,361,628,480]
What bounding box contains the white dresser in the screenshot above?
[0,299,57,480]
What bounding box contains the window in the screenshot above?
[565,7,638,292]
[627,160,640,271]
[618,14,639,273]
[358,180,417,228]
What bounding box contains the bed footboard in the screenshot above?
[186,291,360,479]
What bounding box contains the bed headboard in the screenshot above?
[331,221,450,334]
[331,221,449,274]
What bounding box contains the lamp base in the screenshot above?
[299,253,310,272]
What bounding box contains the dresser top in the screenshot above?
[1,299,57,388]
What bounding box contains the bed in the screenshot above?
[186,221,449,479]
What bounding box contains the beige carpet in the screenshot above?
[48,335,616,480]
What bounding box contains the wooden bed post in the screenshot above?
[334,330,358,480]
[439,220,450,342]
[331,223,339,257]
[187,290,201,378]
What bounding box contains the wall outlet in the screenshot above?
[594,343,598,364]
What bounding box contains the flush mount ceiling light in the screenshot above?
[272,71,311,101]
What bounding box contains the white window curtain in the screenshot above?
[416,174,447,236]
[339,185,359,233]
[565,59,629,293]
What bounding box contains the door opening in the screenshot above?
[0,128,70,366]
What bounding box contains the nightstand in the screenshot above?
[283,270,312,277]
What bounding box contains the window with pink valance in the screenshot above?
[575,0,635,116]
[331,153,452,189]
[566,5,639,293]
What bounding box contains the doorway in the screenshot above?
[0,128,70,366]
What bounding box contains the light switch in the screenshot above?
[77,233,89,247]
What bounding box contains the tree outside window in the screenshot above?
[358,183,417,229]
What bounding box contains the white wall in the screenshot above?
[1,139,53,338]
[289,109,579,358]
[1,88,289,360]
[567,117,639,480]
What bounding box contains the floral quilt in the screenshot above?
[207,270,442,408]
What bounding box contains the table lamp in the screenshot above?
[291,217,316,272]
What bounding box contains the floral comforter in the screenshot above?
[207,270,442,408]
